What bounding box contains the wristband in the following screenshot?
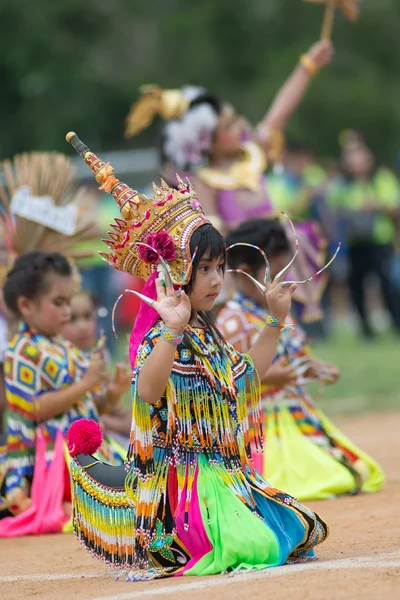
[299,54,318,77]
[161,326,184,346]
[266,315,286,330]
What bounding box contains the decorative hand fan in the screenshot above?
[303,0,360,40]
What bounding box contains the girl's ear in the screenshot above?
[17,296,33,319]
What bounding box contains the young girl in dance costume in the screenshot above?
[0,251,123,535]
[62,290,131,448]
[217,218,384,500]
[0,150,101,437]
[125,40,334,322]
[65,132,329,580]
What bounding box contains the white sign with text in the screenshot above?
[10,186,77,235]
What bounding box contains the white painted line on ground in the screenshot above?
[90,551,400,600]
[1,551,398,591]
[0,571,109,584]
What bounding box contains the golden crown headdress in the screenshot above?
[66,132,209,284]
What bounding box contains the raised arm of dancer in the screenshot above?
[247,281,296,377]
[137,279,191,404]
[255,40,334,149]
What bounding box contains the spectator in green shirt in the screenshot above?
[329,131,400,338]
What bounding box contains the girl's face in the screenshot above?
[212,105,246,158]
[62,293,97,351]
[17,274,73,338]
[188,253,225,312]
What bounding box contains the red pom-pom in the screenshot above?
[67,419,103,457]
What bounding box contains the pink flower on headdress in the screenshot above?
[139,245,158,264]
[139,230,177,264]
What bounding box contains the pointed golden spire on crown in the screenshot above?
[65,132,209,283]
[65,132,144,221]
[160,178,170,192]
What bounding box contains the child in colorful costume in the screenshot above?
[65,132,329,580]
[125,40,334,322]
[62,290,131,448]
[0,150,101,435]
[0,149,125,533]
[0,251,124,535]
[217,218,384,500]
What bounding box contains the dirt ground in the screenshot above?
[1,409,399,600]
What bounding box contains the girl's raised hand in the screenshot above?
[317,361,340,384]
[264,280,297,323]
[152,278,191,335]
[307,40,334,69]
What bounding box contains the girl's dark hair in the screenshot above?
[188,92,224,115]
[183,223,227,354]
[185,223,226,294]
[3,251,72,316]
[226,218,290,275]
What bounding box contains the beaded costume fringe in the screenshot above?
[124,345,263,571]
[70,459,135,567]
[70,332,264,575]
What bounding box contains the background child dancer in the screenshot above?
[0,150,101,435]
[0,251,123,535]
[62,290,131,448]
[217,218,384,500]
[125,40,334,322]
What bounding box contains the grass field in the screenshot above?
[310,329,399,414]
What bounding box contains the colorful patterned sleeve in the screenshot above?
[272,316,311,363]
[4,336,43,496]
[4,335,72,497]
